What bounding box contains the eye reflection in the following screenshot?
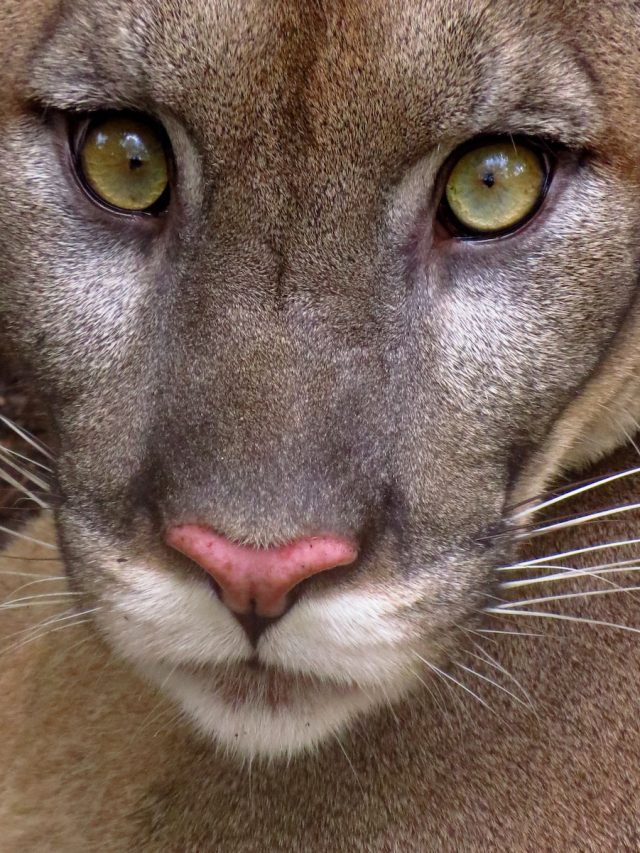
[443,141,548,236]
[78,115,170,213]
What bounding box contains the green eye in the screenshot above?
[78,115,170,213]
[443,141,548,236]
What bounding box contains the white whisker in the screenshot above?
[0,466,48,508]
[134,675,181,739]
[0,606,100,645]
[412,650,499,717]
[495,585,640,610]
[3,575,68,596]
[2,590,81,607]
[475,629,545,637]
[500,563,640,591]
[512,465,640,520]
[0,570,57,578]
[411,669,448,717]
[485,607,640,635]
[522,502,640,538]
[453,661,531,710]
[0,618,93,659]
[500,538,640,570]
[0,447,50,492]
[0,445,52,473]
[0,599,79,611]
[333,733,364,793]
[0,415,52,459]
[466,643,534,709]
[0,525,56,549]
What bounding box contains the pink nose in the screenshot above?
[165,524,359,618]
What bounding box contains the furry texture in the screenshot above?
[1,0,640,845]
[1,0,639,758]
[2,449,640,850]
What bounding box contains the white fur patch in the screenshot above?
[260,591,414,684]
[158,664,410,759]
[98,559,252,667]
[97,560,420,757]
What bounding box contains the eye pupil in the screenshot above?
[482,172,495,188]
[129,157,143,171]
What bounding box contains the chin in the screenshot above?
[153,661,406,760]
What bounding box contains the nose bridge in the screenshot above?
[151,288,382,544]
[172,218,386,441]
[145,180,391,544]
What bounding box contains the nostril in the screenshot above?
[165,524,359,618]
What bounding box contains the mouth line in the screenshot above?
[174,658,361,710]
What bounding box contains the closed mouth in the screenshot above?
[178,659,361,711]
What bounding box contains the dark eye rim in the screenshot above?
[436,135,556,241]
[68,110,173,217]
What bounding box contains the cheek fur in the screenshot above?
[3,0,640,766]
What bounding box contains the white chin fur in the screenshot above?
[158,666,410,760]
[97,559,419,758]
[260,590,410,684]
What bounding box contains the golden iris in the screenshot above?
[445,142,546,235]
[79,117,169,212]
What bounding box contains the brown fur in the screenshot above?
[2,447,640,850]
[2,0,640,848]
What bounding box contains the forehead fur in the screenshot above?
[8,1,636,183]
[22,1,607,147]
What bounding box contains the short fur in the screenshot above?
[3,449,640,850]
[1,0,640,847]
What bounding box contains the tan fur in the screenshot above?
[2,0,640,848]
[0,519,181,852]
[2,447,640,850]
